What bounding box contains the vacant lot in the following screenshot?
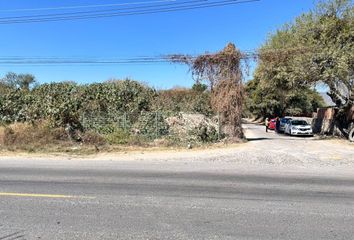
[1,123,353,171]
[1,123,354,240]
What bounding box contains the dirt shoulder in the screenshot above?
[0,142,245,161]
[0,124,352,172]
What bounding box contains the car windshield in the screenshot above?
[291,120,308,125]
[281,118,291,123]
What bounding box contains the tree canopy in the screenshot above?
[1,72,36,91]
[251,0,353,124]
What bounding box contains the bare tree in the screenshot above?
[171,43,245,138]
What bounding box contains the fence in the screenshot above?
[80,111,223,142]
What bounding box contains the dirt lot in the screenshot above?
[243,123,354,166]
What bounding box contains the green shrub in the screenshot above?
[0,76,219,147]
[104,128,131,145]
[189,124,219,143]
[153,88,213,116]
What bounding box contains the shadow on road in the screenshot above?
[246,135,315,142]
[246,137,272,142]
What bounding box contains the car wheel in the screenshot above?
[349,126,354,142]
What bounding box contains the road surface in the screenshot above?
[0,123,353,240]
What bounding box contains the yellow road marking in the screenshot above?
[0,192,95,199]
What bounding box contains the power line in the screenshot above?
[0,56,169,61]
[0,0,177,13]
[0,55,170,65]
[0,0,205,20]
[0,47,318,66]
[0,0,248,22]
[0,54,259,66]
[0,0,260,24]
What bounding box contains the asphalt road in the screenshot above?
[1,124,354,240]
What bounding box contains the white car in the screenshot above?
[279,117,292,132]
[285,119,313,136]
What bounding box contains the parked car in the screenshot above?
[279,117,292,133]
[285,119,313,136]
[268,118,277,130]
[349,123,354,142]
[345,107,353,142]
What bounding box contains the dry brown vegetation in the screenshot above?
[0,121,108,153]
[171,43,245,138]
[0,121,68,152]
[0,119,211,154]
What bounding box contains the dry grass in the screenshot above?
[0,122,69,152]
[0,126,5,146]
[0,121,158,153]
[0,120,240,155]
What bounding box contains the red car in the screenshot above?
[268,118,277,130]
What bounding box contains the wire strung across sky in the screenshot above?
[0,0,205,19]
[0,47,317,66]
[0,51,260,66]
[0,0,260,24]
[0,0,177,13]
[0,56,175,66]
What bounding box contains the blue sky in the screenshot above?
[0,0,316,89]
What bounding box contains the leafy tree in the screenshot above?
[255,0,353,134]
[0,72,36,90]
[245,78,325,118]
[17,74,36,91]
[1,72,18,88]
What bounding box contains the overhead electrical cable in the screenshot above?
[0,0,177,13]
[0,0,206,20]
[0,47,317,66]
[0,0,260,24]
[0,55,256,66]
